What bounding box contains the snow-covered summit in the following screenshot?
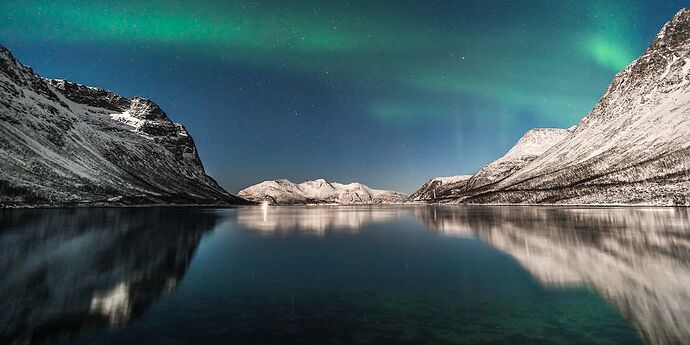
[462,128,570,191]
[410,9,690,205]
[410,128,569,202]
[238,179,407,205]
[460,8,690,205]
[0,44,246,206]
[499,128,570,161]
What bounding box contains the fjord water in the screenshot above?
[1,207,689,345]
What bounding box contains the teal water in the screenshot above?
[1,206,689,345]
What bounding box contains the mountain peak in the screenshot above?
[303,178,332,187]
[648,8,690,53]
[582,8,690,123]
[449,8,690,206]
[238,178,406,205]
[671,8,690,23]
[0,44,245,206]
[0,44,13,61]
[128,97,169,121]
[502,127,570,160]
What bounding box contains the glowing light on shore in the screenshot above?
[261,200,269,222]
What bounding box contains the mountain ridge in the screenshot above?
[412,8,690,206]
[0,44,249,207]
[238,178,407,205]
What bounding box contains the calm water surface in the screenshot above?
[1,206,689,345]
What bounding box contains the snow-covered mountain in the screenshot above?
[417,128,570,202]
[411,128,570,202]
[418,9,690,205]
[464,128,570,190]
[408,175,472,202]
[0,45,247,207]
[463,9,690,205]
[237,178,407,205]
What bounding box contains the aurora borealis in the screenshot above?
[1,1,686,193]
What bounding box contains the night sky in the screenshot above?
[1,1,686,193]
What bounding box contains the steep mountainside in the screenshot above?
[429,9,690,205]
[408,175,472,201]
[420,128,569,202]
[0,45,246,207]
[238,178,407,205]
[463,128,570,190]
[413,128,570,202]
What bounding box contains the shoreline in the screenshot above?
[4,202,687,210]
[0,203,251,210]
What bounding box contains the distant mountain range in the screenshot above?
[238,179,407,205]
[413,9,690,206]
[0,45,248,207]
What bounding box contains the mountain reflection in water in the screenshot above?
[1,206,689,345]
[235,205,405,235]
[415,206,690,345]
[0,208,218,344]
[239,206,690,345]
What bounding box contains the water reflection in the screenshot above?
[235,205,406,235]
[1,206,689,345]
[416,206,690,345]
[0,208,219,344]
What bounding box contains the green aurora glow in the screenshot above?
[0,0,649,125]
[0,1,684,192]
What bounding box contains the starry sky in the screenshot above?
[0,1,687,193]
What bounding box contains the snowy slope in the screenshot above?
[418,9,690,205]
[464,128,570,190]
[237,178,407,205]
[412,128,568,203]
[460,9,690,205]
[0,45,247,207]
[408,175,472,201]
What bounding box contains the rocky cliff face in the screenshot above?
[0,45,246,207]
[237,178,407,205]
